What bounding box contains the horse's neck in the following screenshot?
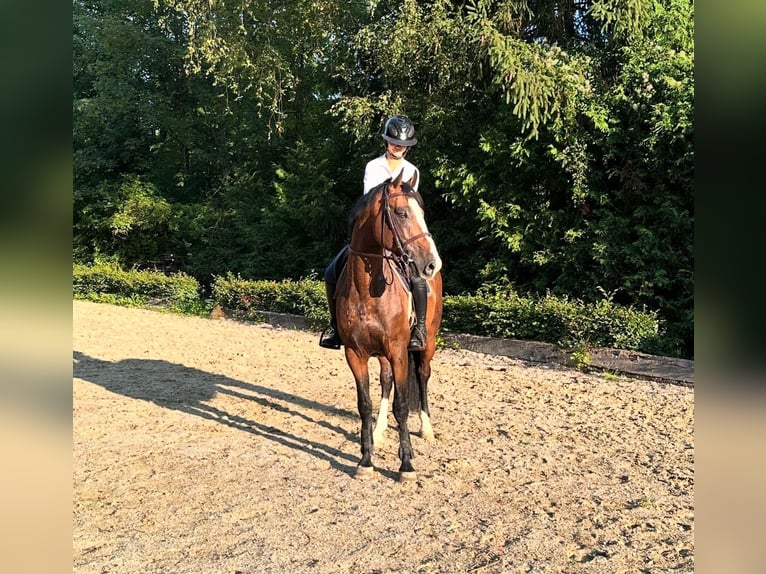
[347,210,390,296]
[347,253,379,283]
[346,253,390,298]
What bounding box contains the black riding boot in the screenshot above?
[408,275,428,351]
[319,283,342,349]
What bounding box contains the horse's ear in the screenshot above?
[407,171,418,191]
[392,168,404,187]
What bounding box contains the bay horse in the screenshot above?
[335,168,443,481]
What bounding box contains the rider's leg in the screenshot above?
[408,272,428,351]
[320,282,342,349]
[319,246,348,349]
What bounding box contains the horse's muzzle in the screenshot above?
[406,232,442,279]
[419,255,442,280]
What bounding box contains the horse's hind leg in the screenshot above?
[373,358,393,446]
[345,349,374,477]
[416,351,435,441]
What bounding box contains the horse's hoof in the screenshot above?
[355,465,374,478]
[399,470,417,482]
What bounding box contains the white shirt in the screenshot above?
[363,155,420,195]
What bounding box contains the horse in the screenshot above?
[335,168,443,481]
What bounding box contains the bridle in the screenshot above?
[349,182,432,279]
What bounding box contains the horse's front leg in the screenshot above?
[345,348,374,477]
[373,358,393,446]
[391,353,416,481]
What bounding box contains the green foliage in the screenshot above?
[442,286,660,353]
[249,142,352,280]
[72,0,694,359]
[108,175,175,258]
[428,0,693,357]
[570,345,592,371]
[76,292,150,308]
[73,265,668,355]
[211,273,329,323]
[210,274,663,355]
[156,0,365,135]
[466,7,593,138]
[73,261,201,309]
[588,0,656,41]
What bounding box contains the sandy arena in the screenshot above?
[73,300,694,573]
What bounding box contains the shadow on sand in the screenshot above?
[73,350,362,477]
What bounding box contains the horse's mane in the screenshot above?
[347,179,424,236]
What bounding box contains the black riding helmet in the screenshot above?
[382,115,417,147]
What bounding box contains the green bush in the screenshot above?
[73,265,665,355]
[211,273,329,323]
[211,275,662,354]
[73,262,201,312]
[440,287,660,352]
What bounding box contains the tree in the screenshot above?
[73,0,694,357]
[443,0,694,355]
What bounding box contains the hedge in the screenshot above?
[73,263,665,354]
[211,274,662,354]
[73,261,201,310]
[211,272,328,323]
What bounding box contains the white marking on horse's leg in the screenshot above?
[420,410,435,441]
[356,465,374,478]
[373,396,390,446]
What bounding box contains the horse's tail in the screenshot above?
[407,350,421,413]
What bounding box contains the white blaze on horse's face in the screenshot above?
[407,195,442,280]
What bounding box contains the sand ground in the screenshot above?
[73,300,694,573]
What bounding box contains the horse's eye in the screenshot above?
[395,209,408,219]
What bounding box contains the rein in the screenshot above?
[348,184,431,278]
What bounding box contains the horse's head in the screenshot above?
[351,169,442,280]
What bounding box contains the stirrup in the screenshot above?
[319,326,342,350]
[408,327,427,351]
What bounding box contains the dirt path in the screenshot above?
[73,300,694,573]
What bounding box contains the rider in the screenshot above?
[320,115,429,351]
